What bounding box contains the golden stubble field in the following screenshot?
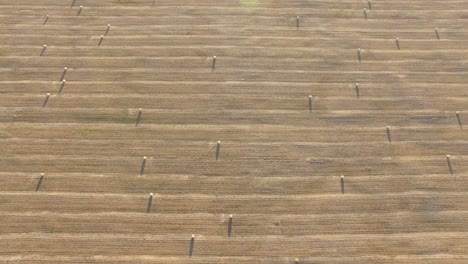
[0,0,467,263]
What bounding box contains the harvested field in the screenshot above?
[1,0,467,263]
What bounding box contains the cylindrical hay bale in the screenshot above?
[368,0,372,10]
[35,173,45,192]
[227,214,233,238]
[98,35,104,47]
[355,83,360,98]
[296,16,300,30]
[340,175,345,194]
[40,44,47,56]
[446,155,454,175]
[435,28,440,40]
[146,192,153,213]
[59,80,66,93]
[456,111,463,129]
[386,126,392,143]
[77,6,83,16]
[140,156,147,176]
[364,8,368,20]
[357,48,362,62]
[308,95,312,113]
[216,141,221,161]
[105,24,111,36]
[211,56,217,72]
[60,67,68,81]
[295,258,300,264]
[189,234,195,258]
[43,15,49,25]
[42,93,50,108]
[135,108,142,127]
[396,38,400,49]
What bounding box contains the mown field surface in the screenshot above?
[1,0,467,263]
